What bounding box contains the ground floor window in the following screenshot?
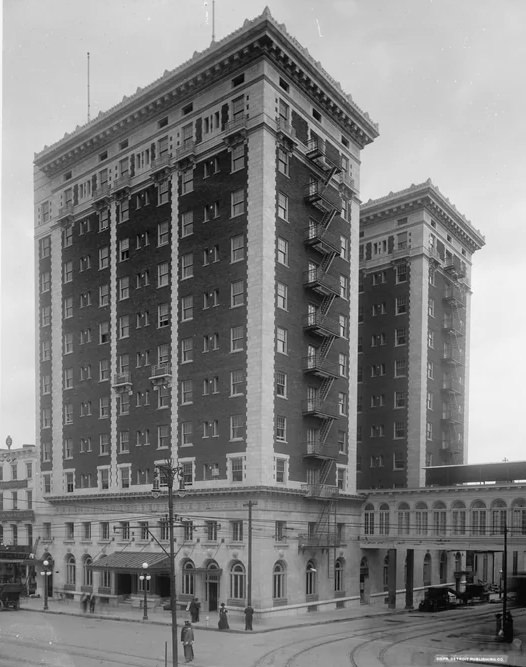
[272,561,286,599]
[66,554,76,586]
[306,561,317,596]
[230,561,246,599]
[182,560,195,596]
[334,558,344,592]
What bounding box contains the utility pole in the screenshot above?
[243,500,257,606]
[502,515,508,624]
[152,461,185,667]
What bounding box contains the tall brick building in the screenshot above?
[33,10,378,613]
[357,181,485,489]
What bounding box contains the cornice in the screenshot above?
[360,179,485,253]
[34,8,378,175]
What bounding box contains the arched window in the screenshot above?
[511,498,526,535]
[397,503,410,535]
[364,503,375,535]
[82,555,93,587]
[334,558,344,592]
[306,560,317,596]
[383,554,389,591]
[451,501,466,535]
[182,559,195,596]
[230,561,246,600]
[65,554,76,586]
[471,500,487,536]
[432,502,446,536]
[423,553,432,586]
[490,500,507,535]
[415,502,428,536]
[272,561,286,600]
[379,504,390,535]
[439,551,447,584]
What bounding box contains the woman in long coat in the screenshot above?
[218,602,229,630]
[181,621,194,663]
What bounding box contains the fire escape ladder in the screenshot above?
[321,250,337,273]
[320,293,336,317]
[319,335,335,360]
[319,417,334,446]
[319,376,334,401]
[320,208,337,231]
[319,458,335,486]
[322,166,338,188]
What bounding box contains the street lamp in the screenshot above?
[139,562,151,620]
[40,560,51,611]
[152,460,185,667]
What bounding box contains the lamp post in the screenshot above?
[139,562,151,620]
[152,460,185,667]
[40,560,51,611]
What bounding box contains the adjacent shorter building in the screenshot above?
[357,181,485,489]
[0,439,38,591]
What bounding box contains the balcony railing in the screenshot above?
[298,531,340,548]
[113,372,132,387]
[303,313,340,338]
[175,141,196,162]
[303,268,340,297]
[304,181,342,213]
[150,154,173,174]
[57,203,74,221]
[303,355,338,378]
[442,408,463,423]
[304,224,340,255]
[301,483,339,498]
[443,288,466,308]
[92,184,112,204]
[276,118,297,142]
[302,400,339,419]
[303,440,336,460]
[112,175,131,194]
[442,377,464,394]
[224,115,247,137]
[306,138,341,172]
[442,347,464,365]
[149,363,172,380]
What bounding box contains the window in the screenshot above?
[39,236,51,258]
[99,207,109,231]
[427,392,434,410]
[158,425,170,449]
[158,179,170,204]
[64,403,73,425]
[181,253,193,279]
[158,303,170,327]
[394,391,407,408]
[396,263,407,283]
[428,330,435,348]
[230,415,244,441]
[65,554,76,586]
[231,234,244,262]
[277,148,289,176]
[338,392,348,416]
[231,144,245,172]
[275,457,286,483]
[99,396,110,418]
[63,296,73,319]
[79,255,91,272]
[99,284,109,307]
[118,315,130,339]
[231,325,244,352]
[203,245,219,265]
[181,210,193,237]
[339,315,349,338]
[203,289,219,308]
[65,472,75,493]
[395,296,407,315]
[370,424,385,437]
[427,361,434,379]
[118,276,130,300]
[119,238,130,261]
[306,561,317,596]
[40,271,51,293]
[203,201,220,221]
[276,327,287,354]
[231,521,243,542]
[203,420,218,438]
[276,416,286,442]
[371,333,386,347]
[277,192,288,220]
[340,235,349,261]
[394,421,406,439]
[395,328,406,346]
[230,562,246,600]
[426,422,433,441]
[181,295,193,321]
[277,237,289,265]
[181,337,193,363]
[62,226,73,248]
[339,275,349,299]
[120,466,130,488]
[339,353,348,377]
[276,371,287,398]
[337,467,346,490]
[206,521,219,542]
[428,298,435,317]
[394,359,407,377]
[99,435,110,456]
[41,305,51,327]
[99,246,110,270]
[276,282,288,310]
[229,280,244,307]
[231,188,245,217]
[99,359,110,381]
[158,220,169,246]
[181,169,193,195]
[338,430,348,454]
[230,369,244,396]
[181,380,193,405]
[372,302,386,316]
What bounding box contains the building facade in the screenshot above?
[357,182,485,489]
[0,438,38,592]
[33,10,378,614]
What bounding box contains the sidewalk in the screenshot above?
[19,594,401,633]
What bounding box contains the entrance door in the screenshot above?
[117,573,132,596]
[207,581,218,612]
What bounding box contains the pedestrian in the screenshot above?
[89,594,96,613]
[244,603,254,631]
[80,593,88,613]
[181,620,194,663]
[189,596,200,623]
[218,602,229,630]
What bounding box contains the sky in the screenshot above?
[1,0,525,463]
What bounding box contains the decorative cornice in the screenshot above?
[34,8,378,174]
[360,179,485,253]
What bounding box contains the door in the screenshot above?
[207,581,218,612]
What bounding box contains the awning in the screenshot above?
[90,552,170,572]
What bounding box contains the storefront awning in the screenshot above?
[90,552,170,572]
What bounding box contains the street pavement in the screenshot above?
[17,596,526,666]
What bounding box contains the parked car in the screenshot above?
[418,586,454,612]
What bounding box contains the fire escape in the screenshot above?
[300,136,343,571]
[441,276,467,463]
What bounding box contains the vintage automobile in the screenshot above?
[0,583,24,610]
[418,586,455,612]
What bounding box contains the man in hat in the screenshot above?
[181,620,194,663]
